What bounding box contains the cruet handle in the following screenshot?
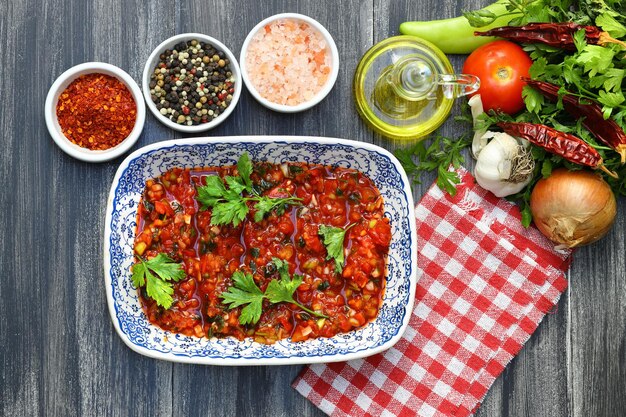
[389,56,480,102]
[433,73,481,100]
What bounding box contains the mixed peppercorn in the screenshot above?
[148,39,235,126]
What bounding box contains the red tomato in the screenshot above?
[462,40,532,114]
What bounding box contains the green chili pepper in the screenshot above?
[399,1,522,54]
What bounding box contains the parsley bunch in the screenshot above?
[464,0,626,125]
[465,0,624,29]
[196,153,302,226]
[465,0,626,224]
[221,258,327,325]
[131,254,186,309]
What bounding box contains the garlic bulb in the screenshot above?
[474,132,535,197]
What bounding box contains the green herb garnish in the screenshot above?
[220,258,327,325]
[196,153,302,226]
[395,134,471,197]
[131,253,186,309]
[220,270,266,325]
[318,224,354,273]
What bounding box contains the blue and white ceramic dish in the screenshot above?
[104,136,418,365]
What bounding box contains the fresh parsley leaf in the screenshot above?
[602,68,625,93]
[220,270,265,325]
[598,90,625,109]
[437,164,462,196]
[253,196,302,222]
[521,203,533,228]
[576,45,615,77]
[210,198,249,227]
[522,0,551,23]
[196,153,302,226]
[265,258,327,318]
[237,152,253,192]
[225,175,247,195]
[145,272,175,308]
[220,259,326,325]
[196,175,227,209]
[614,108,626,127]
[561,56,584,87]
[265,276,304,304]
[131,263,150,289]
[573,28,587,53]
[131,254,185,309]
[144,253,187,281]
[394,146,422,178]
[395,135,471,196]
[523,85,545,114]
[318,224,350,273]
[529,56,548,79]
[265,258,303,304]
[597,12,626,38]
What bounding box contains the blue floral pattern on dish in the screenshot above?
[104,137,417,364]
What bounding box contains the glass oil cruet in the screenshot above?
[353,36,480,141]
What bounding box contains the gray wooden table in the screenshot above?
[2,0,624,416]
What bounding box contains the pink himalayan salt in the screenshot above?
[245,19,332,106]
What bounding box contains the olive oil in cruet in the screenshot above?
[353,36,479,141]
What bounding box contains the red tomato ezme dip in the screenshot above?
[133,160,391,344]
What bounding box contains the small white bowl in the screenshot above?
[240,13,339,113]
[45,62,146,163]
[142,33,242,132]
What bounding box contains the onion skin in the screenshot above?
[530,169,616,248]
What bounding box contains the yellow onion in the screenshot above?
[530,168,616,248]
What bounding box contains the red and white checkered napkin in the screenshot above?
[293,168,572,417]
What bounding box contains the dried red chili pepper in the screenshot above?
[498,121,617,178]
[56,73,137,150]
[475,22,626,50]
[523,78,626,163]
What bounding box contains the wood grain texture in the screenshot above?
[1,0,625,416]
[568,202,626,417]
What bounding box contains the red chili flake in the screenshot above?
[56,73,137,150]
